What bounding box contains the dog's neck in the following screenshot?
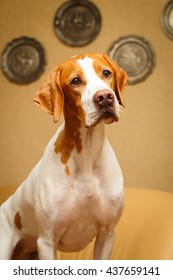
[76,123,106,173]
[80,122,105,154]
[54,119,106,174]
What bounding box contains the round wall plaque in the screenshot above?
[161,0,173,40]
[1,37,46,84]
[54,0,101,46]
[108,35,155,85]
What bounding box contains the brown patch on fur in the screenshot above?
[54,106,84,165]
[14,212,23,231]
[11,237,38,260]
[54,59,86,166]
[65,165,70,176]
[34,57,86,170]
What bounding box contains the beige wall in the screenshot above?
[0,0,173,192]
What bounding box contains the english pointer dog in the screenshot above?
[0,53,127,260]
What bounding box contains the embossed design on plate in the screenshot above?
[54,0,101,46]
[2,37,46,84]
[108,35,155,85]
[161,0,173,40]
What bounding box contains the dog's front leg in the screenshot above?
[94,227,115,260]
[37,235,57,260]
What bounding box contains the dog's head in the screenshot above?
[34,53,128,128]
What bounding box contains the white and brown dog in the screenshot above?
[0,53,127,260]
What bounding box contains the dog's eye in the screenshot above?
[70,77,81,86]
[103,70,112,78]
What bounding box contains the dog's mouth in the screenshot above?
[101,108,119,123]
[103,110,119,124]
[85,107,119,128]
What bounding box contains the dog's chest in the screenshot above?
[56,174,112,222]
[72,174,101,203]
[54,175,119,252]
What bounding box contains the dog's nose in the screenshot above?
[94,90,114,107]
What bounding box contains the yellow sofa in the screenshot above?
[0,186,173,260]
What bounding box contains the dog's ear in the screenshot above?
[33,67,64,122]
[102,53,128,107]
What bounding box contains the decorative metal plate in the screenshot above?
[54,0,101,46]
[161,0,173,40]
[1,37,46,84]
[108,35,155,85]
